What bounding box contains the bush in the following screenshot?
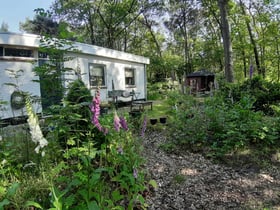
[49,79,107,149]
[217,76,280,115]
[66,79,92,104]
[166,89,280,157]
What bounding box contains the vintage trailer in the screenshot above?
[0,32,149,120]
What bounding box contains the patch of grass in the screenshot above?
[172,174,186,185]
[145,100,171,118]
[159,142,177,153]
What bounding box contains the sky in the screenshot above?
[0,0,54,33]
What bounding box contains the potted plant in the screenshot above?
[159,116,167,124]
[150,118,158,125]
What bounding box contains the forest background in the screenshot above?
[2,0,279,84]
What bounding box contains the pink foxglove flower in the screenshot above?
[114,111,121,132]
[119,116,128,131]
[91,88,103,132]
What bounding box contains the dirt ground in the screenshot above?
[143,130,280,210]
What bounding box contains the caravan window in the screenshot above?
[5,47,33,57]
[125,68,135,87]
[89,63,106,87]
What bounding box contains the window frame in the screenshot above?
[4,47,34,57]
[89,63,106,88]
[125,67,136,87]
[0,45,35,61]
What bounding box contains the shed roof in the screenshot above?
[187,69,214,77]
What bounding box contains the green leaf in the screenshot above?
[78,189,89,203]
[148,179,158,189]
[88,201,100,210]
[0,198,10,209]
[6,182,20,197]
[50,187,65,210]
[75,171,87,182]
[89,172,101,185]
[25,201,43,209]
[112,190,124,202]
[67,138,76,146]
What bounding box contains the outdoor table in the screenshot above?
[131,101,153,111]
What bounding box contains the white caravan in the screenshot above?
[0,32,149,120]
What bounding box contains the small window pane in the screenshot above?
[125,70,133,77]
[5,48,33,57]
[0,47,3,56]
[125,68,135,86]
[39,51,48,58]
[90,66,103,76]
[89,64,105,87]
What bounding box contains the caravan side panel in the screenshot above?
[0,61,41,119]
[64,53,147,103]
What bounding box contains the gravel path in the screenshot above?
[143,131,280,210]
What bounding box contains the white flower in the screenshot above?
[25,95,48,154]
[41,151,46,157]
[1,159,7,165]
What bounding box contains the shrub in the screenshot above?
[217,76,280,115]
[65,79,92,104]
[166,89,280,157]
[49,79,107,149]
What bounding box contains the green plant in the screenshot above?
[159,142,177,153]
[217,76,280,115]
[0,182,20,209]
[167,91,207,150]
[65,79,92,104]
[0,83,152,209]
[165,87,280,159]
[172,174,186,185]
[147,81,175,101]
[28,88,151,209]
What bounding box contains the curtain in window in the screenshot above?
[125,69,134,77]
[89,64,105,86]
[125,68,135,86]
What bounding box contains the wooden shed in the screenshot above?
[186,70,215,93]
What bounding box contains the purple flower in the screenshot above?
[133,167,138,179]
[117,146,124,155]
[119,116,128,131]
[114,112,121,132]
[91,88,103,132]
[249,64,253,79]
[103,127,109,135]
[140,115,147,137]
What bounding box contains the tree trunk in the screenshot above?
[218,0,234,83]
[242,50,247,78]
[143,15,162,57]
[239,0,261,76]
[276,37,280,82]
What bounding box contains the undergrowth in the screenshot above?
[0,80,155,210]
[164,78,280,166]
